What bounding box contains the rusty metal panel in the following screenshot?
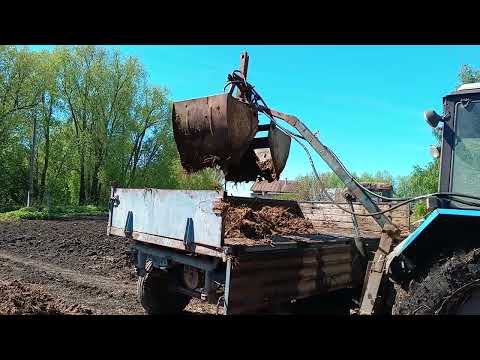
[225,244,354,314]
[172,93,291,182]
[251,180,299,194]
[110,188,224,249]
[269,124,291,176]
[172,93,258,173]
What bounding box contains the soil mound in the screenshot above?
[0,280,93,315]
[223,201,314,240]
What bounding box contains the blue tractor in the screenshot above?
[384,83,480,315]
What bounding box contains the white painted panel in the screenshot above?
[111,188,223,248]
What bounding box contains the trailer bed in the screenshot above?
[108,187,374,314]
[107,187,381,258]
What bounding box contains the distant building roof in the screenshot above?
[251,180,299,194]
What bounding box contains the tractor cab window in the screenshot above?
[451,101,480,201]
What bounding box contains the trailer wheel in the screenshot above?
[392,248,480,315]
[137,265,191,315]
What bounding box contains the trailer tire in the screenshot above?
[392,248,480,315]
[137,267,191,315]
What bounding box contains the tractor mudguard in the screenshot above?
[386,208,480,277]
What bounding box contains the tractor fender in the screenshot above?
[386,208,480,278]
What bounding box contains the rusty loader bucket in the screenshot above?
[172,93,291,182]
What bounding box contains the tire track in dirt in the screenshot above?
[0,250,143,315]
[0,250,136,295]
[0,219,218,315]
[0,249,214,315]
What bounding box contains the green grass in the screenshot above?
[0,205,108,221]
[273,193,300,201]
[410,201,430,223]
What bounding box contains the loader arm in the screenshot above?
[258,106,400,315]
[258,106,395,230]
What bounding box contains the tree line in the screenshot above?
[0,45,220,210]
[2,46,476,213]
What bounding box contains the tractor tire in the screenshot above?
[392,248,480,315]
[137,265,191,315]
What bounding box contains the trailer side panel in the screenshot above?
[110,188,224,249]
[225,243,354,314]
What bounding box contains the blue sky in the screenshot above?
[27,45,480,196]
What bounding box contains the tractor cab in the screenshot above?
[388,83,480,280]
[426,82,480,209]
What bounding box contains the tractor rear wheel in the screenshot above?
[392,248,480,315]
[137,263,191,315]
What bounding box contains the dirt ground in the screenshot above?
[0,216,359,315]
[0,219,216,315]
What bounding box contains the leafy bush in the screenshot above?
[0,205,107,221]
[295,170,394,201]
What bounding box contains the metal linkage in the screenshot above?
[257,107,394,230]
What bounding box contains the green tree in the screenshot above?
[0,46,42,208]
[33,50,63,204]
[0,45,227,211]
[459,65,480,85]
[294,170,394,201]
[396,160,439,198]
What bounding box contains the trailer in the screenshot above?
[107,186,363,314]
